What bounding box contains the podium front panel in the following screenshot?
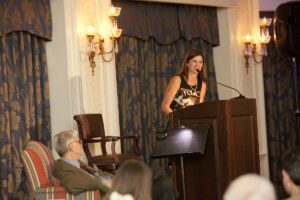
[168,99,259,200]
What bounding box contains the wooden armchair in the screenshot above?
[21,141,100,200]
[73,113,142,173]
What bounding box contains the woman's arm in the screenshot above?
[199,81,207,103]
[161,76,181,115]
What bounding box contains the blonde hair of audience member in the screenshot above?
[105,159,152,200]
[223,174,276,200]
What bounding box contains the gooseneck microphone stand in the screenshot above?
[291,57,300,145]
[216,82,246,99]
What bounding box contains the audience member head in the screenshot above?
[223,173,276,200]
[107,159,152,200]
[54,130,82,160]
[282,146,300,197]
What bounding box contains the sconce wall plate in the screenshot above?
[243,17,272,73]
[86,6,122,75]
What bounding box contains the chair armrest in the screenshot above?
[84,135,140,165]
[84,137,121,164]
[106,135,140,141]
[108,135,139,140]
[84,137,118,156]
[106,135,141,155]
[83,137,118,143]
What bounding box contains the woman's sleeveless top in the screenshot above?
[170,75,202,111]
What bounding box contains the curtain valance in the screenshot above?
[113,1,220,46]
[0,0,52,40]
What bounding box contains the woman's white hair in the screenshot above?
[223,174,276,200]
[54,130,79,157]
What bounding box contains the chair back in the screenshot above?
[74,114,108,157]
[74,113,141,173]
[21,141,54,191]
[74,114,106,139]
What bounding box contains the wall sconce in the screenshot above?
[243,17,272,73]
[86,5,122,75]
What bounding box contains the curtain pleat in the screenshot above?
[0,32,51,200]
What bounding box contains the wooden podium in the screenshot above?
[156,99,260,200]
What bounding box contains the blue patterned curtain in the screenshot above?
[261,11,299,199]
[0,0,52,40]
[0,0,52,199]
[115,1,219,46]
[114,1,219,161]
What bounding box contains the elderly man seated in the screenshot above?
[53,130,177,200]
[53,130,112,195]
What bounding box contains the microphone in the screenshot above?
[216,82,246,99]
[196,69,202,81]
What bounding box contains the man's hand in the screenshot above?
[102,178,112,188]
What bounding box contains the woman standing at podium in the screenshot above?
[161,48,207,115]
